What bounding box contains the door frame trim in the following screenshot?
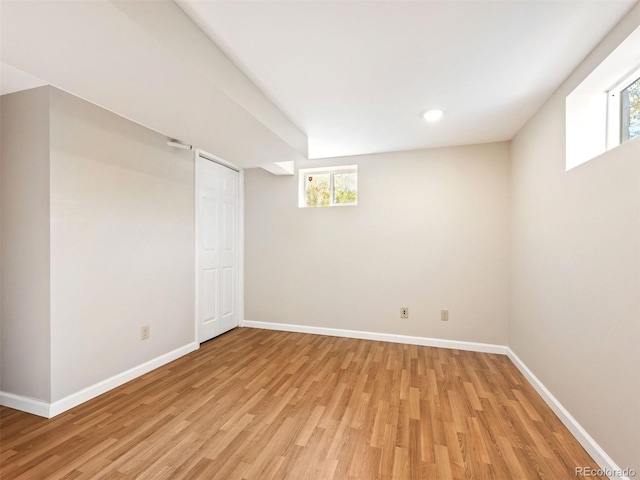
[194,149,244,344]
[197,149,241,173]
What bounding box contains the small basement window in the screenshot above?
[607,68,640,148]
[299,165,358,208]
[621,75,640,142]
[565,24,640,170]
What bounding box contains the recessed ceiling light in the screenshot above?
[422,109,443,122]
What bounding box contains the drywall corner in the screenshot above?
[0,86,52,402]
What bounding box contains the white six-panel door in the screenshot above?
[197,154,239,343]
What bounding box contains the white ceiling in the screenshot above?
[178,0,637,159]
[1,0,307,169]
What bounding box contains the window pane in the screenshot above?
[621,76,640,142]
[333,172,357,205]
[305,173,330,207]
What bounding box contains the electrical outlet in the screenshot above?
[141,325,150,340]
[400,307,409,319]
[440,309,449,321]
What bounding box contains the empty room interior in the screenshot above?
[1,1,639,479]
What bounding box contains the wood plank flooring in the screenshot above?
[0,328,605,479]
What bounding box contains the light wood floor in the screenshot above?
[1,328,604,479]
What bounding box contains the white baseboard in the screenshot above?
[244,320,628,479]
[0,391,51,418]
[49,342,199,418]
[507,349,631,480]
[1,342,199,418]
[3,321,626,479]
[242,320,508,354]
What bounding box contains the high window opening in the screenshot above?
[565,24,640,170]
[607,68,640,149]
[621,75,640,142]
[299,165,358,208]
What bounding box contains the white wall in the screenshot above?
[245,143,510,345]
[510,3,640,471]
[1,86,196,408]
[48,88,195,401]
[0,87,51,401]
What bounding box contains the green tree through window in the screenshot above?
[305,174,330,207]
[622,76,640,141]
[334,172,357,205]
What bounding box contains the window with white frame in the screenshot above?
[607,67,640,148]
[299,165,358,208]
[565,24,640,170]
[621,75,640,142]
